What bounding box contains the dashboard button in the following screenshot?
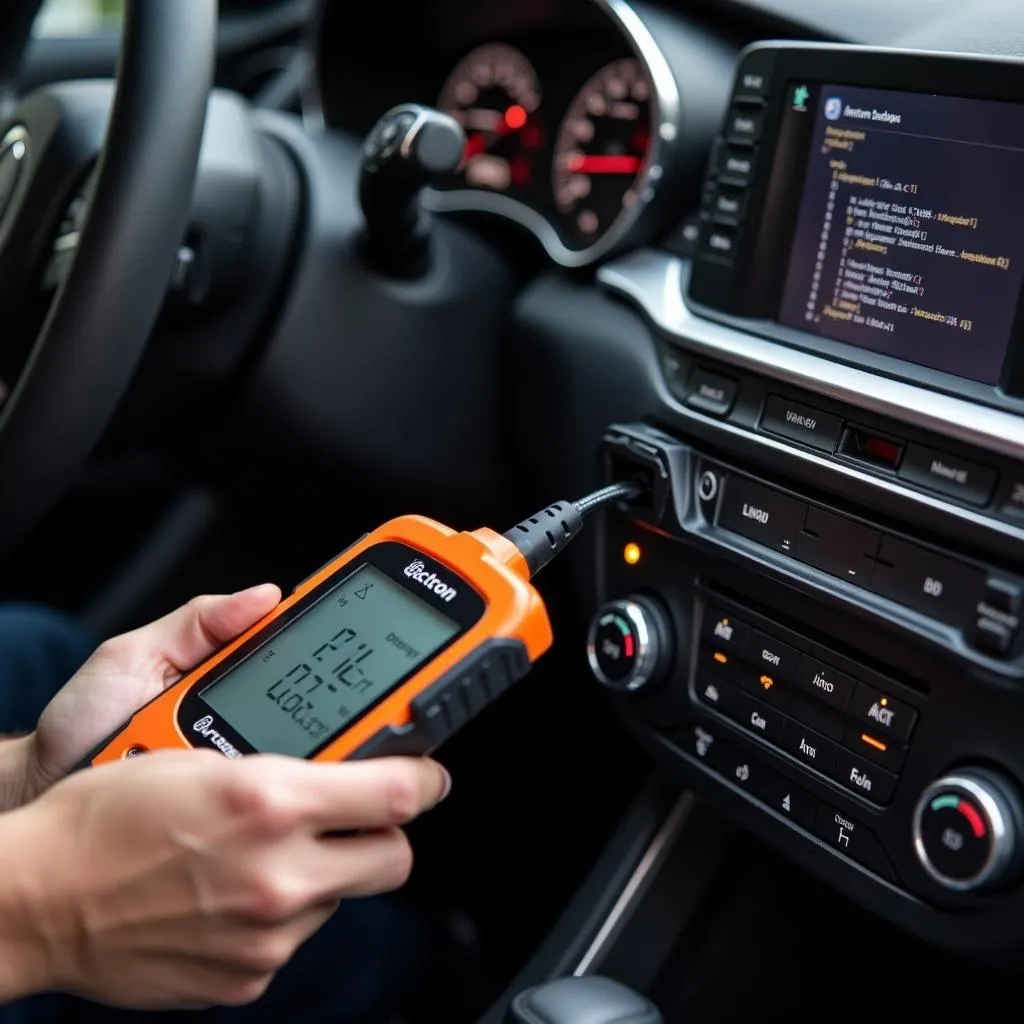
[793,654,855,712]
[869,535,983,627]
[737,665,794,711]
[726,107,764,144]
[760,395,842,453]
[699,224,738,259]
[744,629,801,682]
[732,54,772,103]
[973,615,1015,656]
[717,476,808,556]
[711,188,747,224]
[791,506,881,586]
[701,606,750,654]
[696,674,745,718]
[897,443,997,507]
[762,775,817,828]
[843,721,907,773]
[833,748,898,805]
[782,720,837,773]
[787,692,845,742]
[847,683,917,743]
[674,723,730,772]
[973,577,1022,657]
[685,367,738,417]
[733,691,785,743]
[716,145,756,187]
[813,804,896,881]
[999,476,1024,521]
[716,743,770,797]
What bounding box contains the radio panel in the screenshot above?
[591,420,1024,953]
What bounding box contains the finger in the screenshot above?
[306,827,415,900]
[204,903,339,977]
[134,585,282,677]
[249,756,451,833]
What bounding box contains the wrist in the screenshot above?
[0,806,59,1000]
[0,735,37,812]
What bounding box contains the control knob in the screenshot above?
[913,769,1024,893]
[587,596,673,693]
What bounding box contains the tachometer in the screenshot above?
[437,43,545,193]
[552,58,652,247]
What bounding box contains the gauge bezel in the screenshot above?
[423,0,681,268]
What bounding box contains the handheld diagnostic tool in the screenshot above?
[84,483,642,766]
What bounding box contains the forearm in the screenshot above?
[0,735,34,812]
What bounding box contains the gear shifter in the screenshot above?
[508,976,663,1024]
[358,103,465,277]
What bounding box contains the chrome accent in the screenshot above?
[597,249,1024,463]
[913,773,1015,893]
[573,792,693,975]
[587,599,653,691]
[424,0,681,268]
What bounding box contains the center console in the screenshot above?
[588,41,1024,959]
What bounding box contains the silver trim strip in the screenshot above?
[424,0,681,268]
[573,792,693,976]
[597,250,1024,462]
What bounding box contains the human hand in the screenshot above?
[23,585,281,803]
[0,748,449,1008]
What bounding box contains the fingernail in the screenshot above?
[234,583,277,598]
[439,766,452,802]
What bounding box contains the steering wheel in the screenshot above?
[0,0,215,558]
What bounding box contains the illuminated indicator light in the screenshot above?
[713,651,728,664]
[504,104,527,130]
[863,436,902,464]
[860,733,888,753]
[880,697,888,706]
[759,674,775,691]
[623,542,642,565]
[624,634,635,658]
[931,795,960,813]
[958,800,987,839]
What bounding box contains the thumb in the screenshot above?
[143,584,282,675]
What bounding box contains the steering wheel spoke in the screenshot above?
[0,1,216,557]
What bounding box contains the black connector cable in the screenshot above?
[503,479,648,578]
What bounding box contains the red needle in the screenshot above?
[566,154,641,174]
[463,105,528,161]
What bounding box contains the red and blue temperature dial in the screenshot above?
[913,770,1023,893]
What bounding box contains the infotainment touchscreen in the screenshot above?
[776,83,1024,384]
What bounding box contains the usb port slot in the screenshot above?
[837,425,905,472]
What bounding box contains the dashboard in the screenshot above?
[314,0,735,265]
[305,0,1024,970]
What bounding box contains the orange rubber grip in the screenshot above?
[89,515,553,766]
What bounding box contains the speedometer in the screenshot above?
[552,58,652,247]
[437,43,545,194]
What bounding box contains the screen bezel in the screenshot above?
[175,541,486,758]
[687,44,1024,412]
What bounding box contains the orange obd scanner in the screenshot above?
[83,482,644,766]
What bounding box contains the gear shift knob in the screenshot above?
[358,103,465,276]
[508,976,663,1024]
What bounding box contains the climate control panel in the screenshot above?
[591,420,1024,948]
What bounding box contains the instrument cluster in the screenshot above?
[429,39,664,264]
